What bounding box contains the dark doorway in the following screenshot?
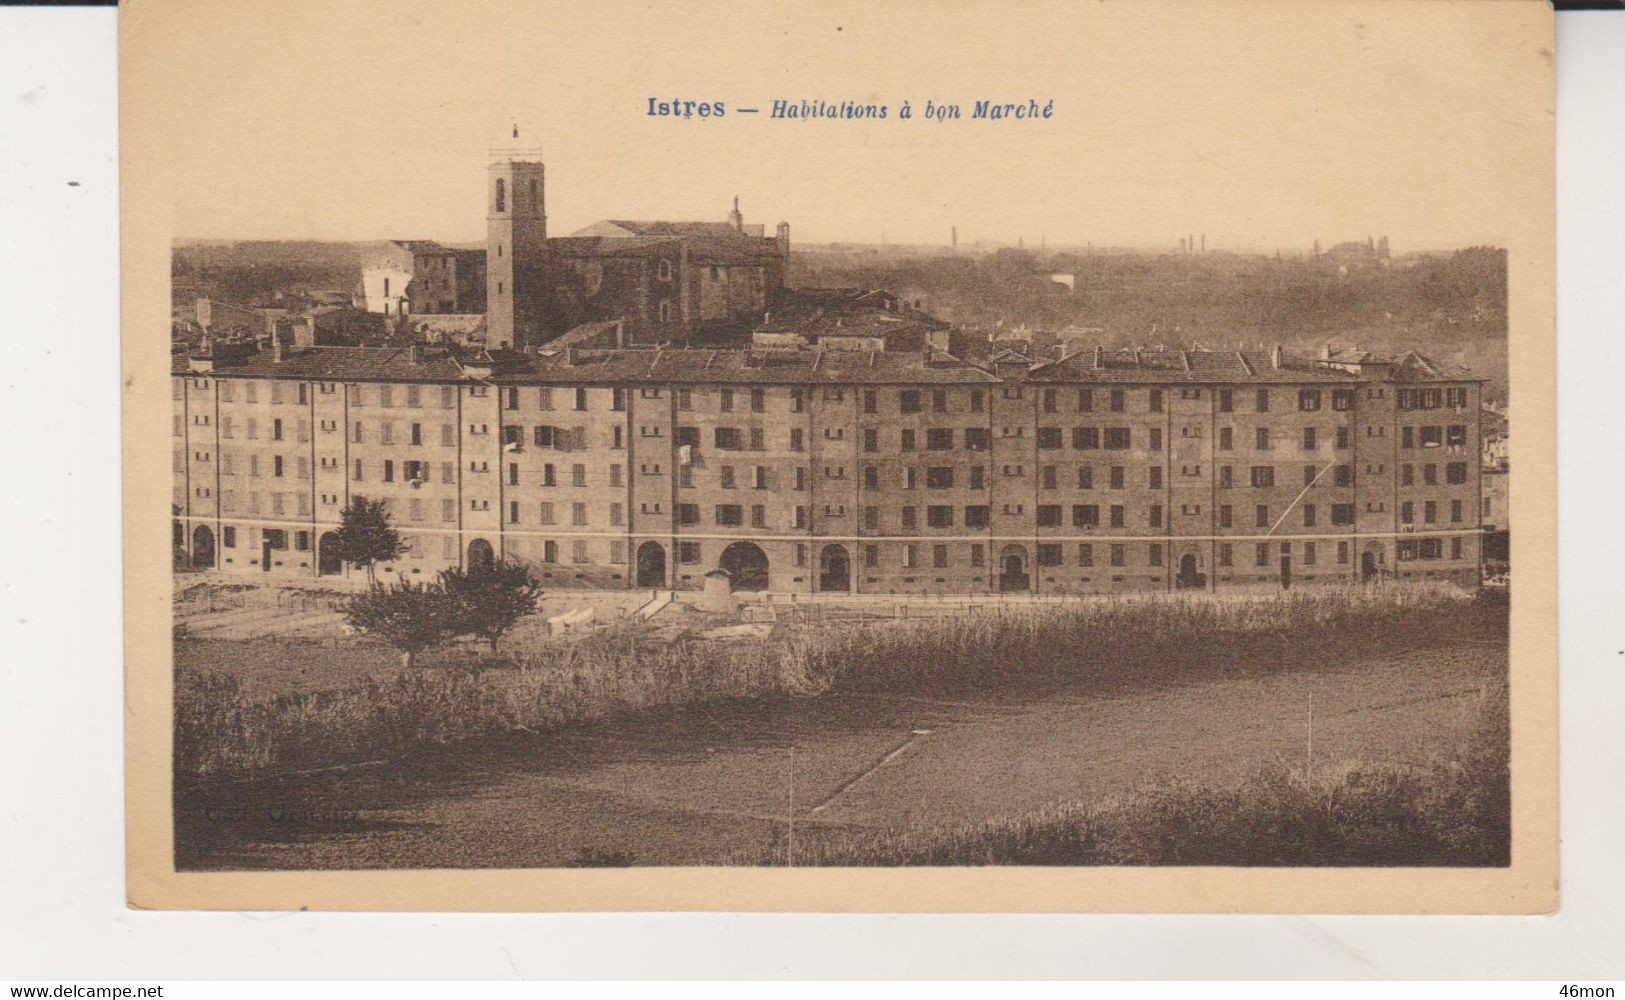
[818,544,851,592]
[1177,553,1204,589]
[191,525,215,570]
[719,541,769,592]
[999,545,1030,593]
[467,538,495,573]
[1361,550,1379,582]
[318,531,343,576]
[636,541,667,588]
[1279,554,1292,590]
[260,538,273,572]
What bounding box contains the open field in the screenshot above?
[175,589,1507,869]
[174,583,1486,781]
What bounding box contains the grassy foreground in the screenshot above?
[176,582,1494,784]
[747,681,1510,867]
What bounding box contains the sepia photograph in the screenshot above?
[121,0,1557,911]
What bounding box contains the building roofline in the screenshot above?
[174,343,1482,387]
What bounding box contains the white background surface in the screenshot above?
[0,5,1619,980]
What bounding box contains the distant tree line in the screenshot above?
[790,244,1508,398]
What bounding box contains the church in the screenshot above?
[482,129,791,348]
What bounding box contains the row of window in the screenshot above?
[195,524,1469,572]
[191,487,1470,532]
[182,380,503,410]
[1397,388,1472,411]
[175,412,1478,463]
[178,380,1470,418]
[637,499,1456,531]
[668,423,1475,456]
[180,393,1476,452]
[1402,425,1471,449]
[181,447,1472,499]
[215,492,312,517]
[209,526,307,551]
[180,381,1469,414]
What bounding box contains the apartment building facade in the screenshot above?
[172,343,1484,594]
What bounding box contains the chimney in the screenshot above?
[188,335,216,373]
[614,319,625,349]
[271,332,284,363]
[1320,343,1332,361]
[1092,345,1102,369]
[1271,344,1284,369]
[566,346,579,366]
[408,343,422,364]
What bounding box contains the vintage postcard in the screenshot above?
[123,0,1557,911]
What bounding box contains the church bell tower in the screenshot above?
[486,125,548,349]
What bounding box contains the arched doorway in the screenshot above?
[467,538,495,573]
[636,541,667,588]
[718,541,769,592]
[1361,546,1381,582]
[191,525,215,570]
[1177,552,1204,589]
[998,544,1030,593]
[318,531,343,576]
[818,544,851,593]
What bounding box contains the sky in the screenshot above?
[139,0,1548,253]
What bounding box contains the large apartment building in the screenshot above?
[172,341,1484,594]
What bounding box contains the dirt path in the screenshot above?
[177,643,1504,870]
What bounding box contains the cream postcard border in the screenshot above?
[121,0,1558,913]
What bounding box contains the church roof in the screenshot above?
[571,219,783,264]
[594,220,740,239]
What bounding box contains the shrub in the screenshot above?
[343,579,461,669]
[439,561,542,652]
